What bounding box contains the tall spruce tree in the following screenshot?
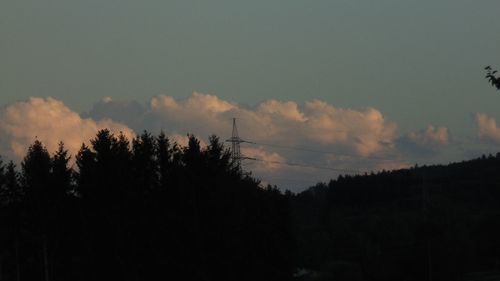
[75,143,96,199]
[50,142,71,202]
[132,131,158,194]
[22,140,51,204]
[3,162,22,205]
[0,157,5,204]
[21,140,52,281]
[90,129,118,201]
[156,132,172,190]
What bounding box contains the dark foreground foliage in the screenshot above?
[292,153,500,281]
[0,130,293,281]
[485,66,500,90]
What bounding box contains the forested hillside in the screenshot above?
[292,153,500,281]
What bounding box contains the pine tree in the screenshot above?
[50,142,72,202]
[183,134,203,170]
[21,140,52,281]
[132,131,158,194]
[205,135,232,174]
[75,143,96,199]
[22,140,51,204]
[0,157,5,204]
[90,129,120,200]
[156,132,171,189]
[3,161,22,205]
[113,132,133,203]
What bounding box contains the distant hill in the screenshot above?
[291,153,500,281]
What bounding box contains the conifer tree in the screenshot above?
[132,131,158,194]
[0,157,5,204]
[206,135,232,173]
[50,142,71,202]
[3,161,22,205]
[21,140,52,281]
[75,143,96,199]
[22,140,51,204]
[112,131,133,200]
[90,129,119,200]
[156,132,172,189]
[183,134,202,170]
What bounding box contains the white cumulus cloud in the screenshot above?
[93,93,404,190]
[142,94,398,158]
[0,97,134,161]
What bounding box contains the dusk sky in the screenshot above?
[2,1,500,191]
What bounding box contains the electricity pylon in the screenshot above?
[225,118,253,170]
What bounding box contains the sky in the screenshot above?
[1,1,500,192]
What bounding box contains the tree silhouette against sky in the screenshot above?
[485,66,500,90]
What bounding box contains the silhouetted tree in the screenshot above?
[183,134,203,170]
[112,132,133,201]
[132,131,158,194]
[50,142,72,202]
[156,132,172,190]
[0,157,4,201]
[205,135,233,175]
[90,129,120,201]
[1,162,22,205]
[21,140,52,281]
[74,143,96,199]
[22,140,51,204]
[485,66,500,90]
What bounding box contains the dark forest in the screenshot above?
[2,130,500,280]
[0,130,292,281]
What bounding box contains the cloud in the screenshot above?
[477,113,500,143]
[83,97,146,131]
[407,125,449,146]
[89,93,398,157]
[257,100,306,122]
[241,147,286,171]
[302,100,397,156]
[1,94,454,192]
[82,93,405,191]
[396,125,450,158]
[0,97,134,161]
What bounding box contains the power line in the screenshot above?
[225,119,401,174]
[249,141,404,163]
[251,158,363,174]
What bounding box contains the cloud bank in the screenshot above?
[0,94,459,191]
[83,93,410,189]
[88,93,398,158]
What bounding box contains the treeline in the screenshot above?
[5,128,500,281]
[0,130,293,281]
[291,153,500,281]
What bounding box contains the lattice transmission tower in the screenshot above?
[225,118,253,169]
